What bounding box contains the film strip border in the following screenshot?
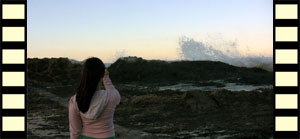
[274,0,300,138]
[0,0,27,138]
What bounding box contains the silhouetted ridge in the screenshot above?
[28,56,272,86]
[28,57,82,86]
[108,56,272,85]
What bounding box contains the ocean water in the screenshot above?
[158,82,272,92]
[105,63,112,68]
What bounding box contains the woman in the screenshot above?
[68,57,121,139]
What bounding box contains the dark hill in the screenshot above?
[108,56,272,85]
[28,57,82,86]
[28,56,272,87]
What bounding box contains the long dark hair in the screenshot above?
[76,57,105,113]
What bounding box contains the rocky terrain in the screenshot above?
[28,57,273,138]
[114,87,273,138]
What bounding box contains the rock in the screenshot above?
[182,91,219,112]
[114,125,154,139]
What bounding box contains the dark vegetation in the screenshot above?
[28,56,272,88]
[28,57,81,87]
[109,57,272,85]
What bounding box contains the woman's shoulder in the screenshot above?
[106,89,120,105]
[68,94,81,113]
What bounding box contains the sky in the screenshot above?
[28,0,272,63]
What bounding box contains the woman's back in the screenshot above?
[69,68,120,139]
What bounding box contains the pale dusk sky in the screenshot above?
[28,0,272,63]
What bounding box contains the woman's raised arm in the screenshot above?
[102,69,120,104]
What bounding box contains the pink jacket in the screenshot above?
[68,74,121,139]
